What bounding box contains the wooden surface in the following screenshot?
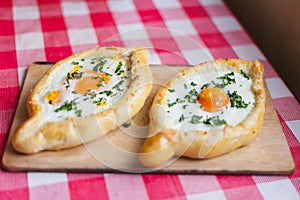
[1,62,295,175]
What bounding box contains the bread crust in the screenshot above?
[140,59,265,167]
[12,47,153,154]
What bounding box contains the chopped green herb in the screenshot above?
[75,109,82,117]
[168,88,175,93]
[184,88,198,103]
[90,93,96,99]
[54,98,78,112]
[240,70,250,80]
[183,104,188,109]
[93,97,107,106]
[98,57,106,63]
[183,83,188,89]
[100,90,113,96]
[201,83,210,90]
[190,82,197,86]
[66,70,84,84]
[81,58,85,62]
[112,80,125,91]
[122,75,130,79]
[93,57,107,72]
[227,91,249,108]
[211,81,225,88]
[72,61,79,65]
[115,62,124,75]
[122,122,131,128]
[202,116,227,126]
[176,98,184,103]
[190,115,203,124]
[97,77,104,87]
[179,114,185,122]
[167,98,184,107]
[93,64,102,73]
[212,72,236,88]
[219,71,235,84]
[168,102,176,107]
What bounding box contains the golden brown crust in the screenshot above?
[140,59,266,167]
[12,46,153,154]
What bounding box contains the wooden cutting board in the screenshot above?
[1,62,295,175]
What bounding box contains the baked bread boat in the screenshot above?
[140,59,266,167]
[12,47,153,154]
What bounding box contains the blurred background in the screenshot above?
[225,0,300,101]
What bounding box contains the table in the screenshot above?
[0,0,299,199]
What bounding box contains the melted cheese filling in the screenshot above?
[36,54,131,122]
[162,69,255,131]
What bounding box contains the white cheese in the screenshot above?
[162,69,255,132]
[35,54,131,122]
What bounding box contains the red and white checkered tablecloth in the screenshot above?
[1,0,299,199]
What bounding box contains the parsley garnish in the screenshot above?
[115,62,124,75]
[66,71,83,84]
[189,115,227,126]
[168,102,176,107]
[96,77,105,87]
[190,82,197,86]
[168,88,175,93]
[75,109,82,117]
[93,97,107,106]
[201,83,210,90]
[122,122,131,128]
[72,61,79,65]
[100,90,113,96]
[54,98,78,112]
[219,71,235,84]
[202,116,227,126]
[240,70,250,80]
[93,57,107,72]
[167,98,184,107]
[112,80,125,91]
[212,72,236,88]
[184,88,198,103]
[227,91,249,108]
[183,83,188,89]
[98,57,106,64]
[190,115,203,124]
[179,114,185,122]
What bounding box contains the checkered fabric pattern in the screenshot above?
[0,0,299,199]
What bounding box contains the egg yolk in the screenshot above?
[75,73,110,94]
[197,87,229,112]
[46,90,60,104]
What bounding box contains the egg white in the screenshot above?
[162,69,255,132]
[34,54,131,122]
